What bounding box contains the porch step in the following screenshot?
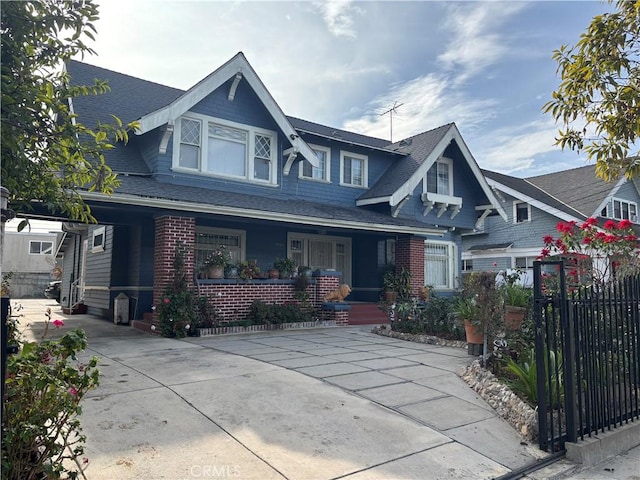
[348,302,389,325]
[62,303,87,315]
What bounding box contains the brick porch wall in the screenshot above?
[153,215,195,319]
[395,235,425,296]
[193,274,344,324]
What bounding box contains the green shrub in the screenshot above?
[2,324,99,479]
[248,300,313,325]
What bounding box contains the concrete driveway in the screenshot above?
[14,299,546,480]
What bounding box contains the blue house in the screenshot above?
[462,166,640,284]
[59,52,507,322]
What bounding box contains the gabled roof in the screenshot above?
[134,52,319,167]
[526,165,620,218]
[357,123,507,221]
[484,165,635,222]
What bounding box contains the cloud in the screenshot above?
[342,72,497,142]
[437,3,527,83]
[312,1,362,38]
[471,119,564,173]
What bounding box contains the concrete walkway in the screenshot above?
[14,299,547,479]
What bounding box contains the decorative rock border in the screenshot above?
[372,325,538,442]
[197,320,337,337]
[460,359,538,441]
[371,324,467,349]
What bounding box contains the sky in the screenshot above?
[73,0,609,178]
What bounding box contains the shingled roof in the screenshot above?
[483,165,628,221]
[527,165,613,218]
[67,57,505,226]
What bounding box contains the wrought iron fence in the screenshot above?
[533,260,640,452]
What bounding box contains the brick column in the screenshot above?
[313,271,341,308]
[395,235,425,296]
[153,215,196,314]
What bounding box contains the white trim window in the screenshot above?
[175,114,278,184]
[601,198,638,223]
[424,240,457,290]
[425,158,453,196]
[195,227,246,269]
[340,151,368,188]
[288,232,352,285]
[513,201,531,223]
[300,144,331,182]
[29,240,53,255]
[91,227,106,253]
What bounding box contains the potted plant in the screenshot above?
[503,283,531,330]
[452,296,483,346]
[273,257,296,279]
[202,246,230,279]
[238,260,260,280]
[298,265,313,277]
[225,263,238,279]
[383,268,412,302]
[382,270,398,302]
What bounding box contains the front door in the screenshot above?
[288,233,351,285]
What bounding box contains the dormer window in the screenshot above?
[601,198,638,223]
[426,158,452,195]
[421,157,462,218]
[300,144,330,182]
[174,114,278,185]
[340,151,368,188]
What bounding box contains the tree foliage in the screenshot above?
[544,0,640,181]
[1,0,137,226]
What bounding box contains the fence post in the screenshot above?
[559,263,578,444]
[533,260,549,450]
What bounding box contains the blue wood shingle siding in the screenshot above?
[614,181,640,203]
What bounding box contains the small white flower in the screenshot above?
[150,325,156,331]
[185,324,190,330]
[151,305,156,311]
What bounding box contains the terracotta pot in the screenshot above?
[464,319,484,344]
[385,290,397,303]
[505,306,527,330]
[208,267,224,279]
[268,268,279,279]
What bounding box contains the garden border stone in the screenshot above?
[197,320,337,336]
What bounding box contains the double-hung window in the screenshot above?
[176,115,277,184]
[300,145,330,182]
[514,201,530,223]
[426,159,452,196]
[424,240,456,290]
[340,151,367,187]
[601,198,638,223]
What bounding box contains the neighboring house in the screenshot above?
[55,52,507,322]
[462,165,640,284]
[3,231,60,298]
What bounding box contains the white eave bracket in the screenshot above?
[228,72,242,101]
[159,121,175,155]
[421,193,462,219]
[391,195,411,218]
[282,147,299,176]
[475,205,493,229]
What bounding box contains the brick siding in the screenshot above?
[395,235,425,296]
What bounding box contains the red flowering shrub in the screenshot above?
[539,218,640,285]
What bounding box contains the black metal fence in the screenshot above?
[533,260,640,452]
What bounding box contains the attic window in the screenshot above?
[514,201,530,223]
[601,198,638,223]
[174,114,278,185]
[426,158,452,196]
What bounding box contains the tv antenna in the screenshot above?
[380,101,403,143]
